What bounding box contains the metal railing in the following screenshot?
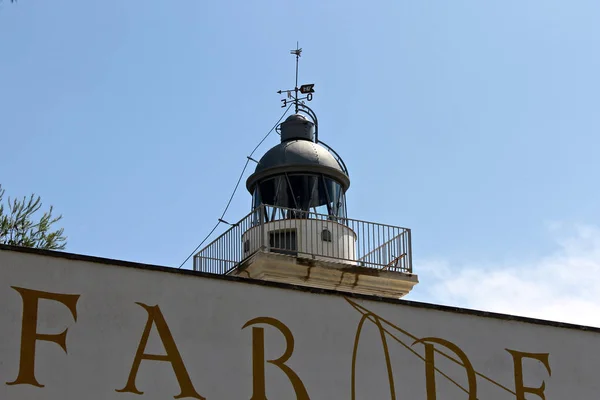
[193,205,412,275]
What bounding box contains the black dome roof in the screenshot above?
[246,139,349,192]
[255,140,342,173]
[246,113,350,193]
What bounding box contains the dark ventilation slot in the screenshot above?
[269,230,297,256]
[321,229,332,242]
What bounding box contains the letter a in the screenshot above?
[116,303,204,399]
[243,317,310,400]
[7,286,80,388]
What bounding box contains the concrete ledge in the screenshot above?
[229,251,419,299]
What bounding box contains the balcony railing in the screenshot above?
[193,205,412,275]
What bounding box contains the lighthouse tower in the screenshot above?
[194,48,418,298]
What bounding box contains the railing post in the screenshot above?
[260,205,266,252]
[407,228,412,273]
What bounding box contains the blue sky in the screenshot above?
[2,0,600,324]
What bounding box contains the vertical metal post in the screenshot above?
[260,205,266,252]
[407,228,412,273]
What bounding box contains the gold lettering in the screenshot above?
[424,342,436,398]
[6,286,79,388]
[506,349,551,400]
[350,312,396,400]
[116,303,204,399]
[242,316,309,400]
[413,337,477,400]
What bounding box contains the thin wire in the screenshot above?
[177,104,293,269]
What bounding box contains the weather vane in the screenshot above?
[277,43,315,113]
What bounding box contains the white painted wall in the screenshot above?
[242,219,357,262]
[1,247,599,399]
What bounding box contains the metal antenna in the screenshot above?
[292,42,301,112]
[277,43,315,114]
